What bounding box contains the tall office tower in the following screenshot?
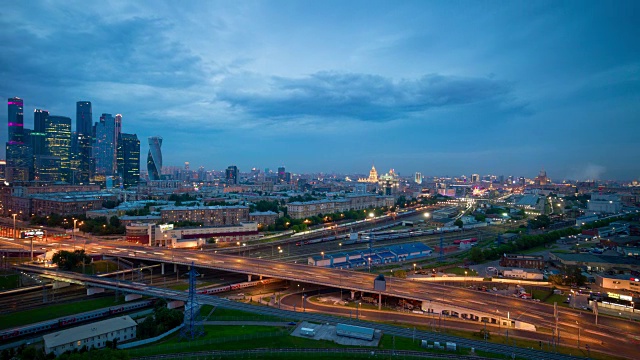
[117,133,140,189]
[93,113,116,176]
[33,155,61,182]
[415,172,423,184]
[225,165,238,185]
[75,101,93,184]
[76,101,92,135]
[471,174,480,183]
[7,97,24,145]
[30,109,49,180]
[45,116,72,182]
[277,166,285,183]
[6,97,33,182]
[114,114,122,174]
[147,136,163,180]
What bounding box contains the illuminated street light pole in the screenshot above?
[413,263,417,274]
[73,219,78,251]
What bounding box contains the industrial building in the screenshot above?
[499,254,544,270]
[125,222,259,247]
[308,242,432,268]
[43,316,137,356]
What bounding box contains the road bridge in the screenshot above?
[12,265,584,360]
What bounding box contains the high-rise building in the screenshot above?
[31,109,48,156]
[414,172,423,184]
[74,101,93,184]
[117,133,140,189]
[45,116,72,182]
[76,101,92,136]
[277,166,285,183]
[93,113,116,176]
[7,97,24,145]
[471,174,480,183]
[147,136,163,181]
[33,155,61,182]
[226,165,238,185]
[6,97,33,182]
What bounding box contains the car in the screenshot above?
[563,300,570,304]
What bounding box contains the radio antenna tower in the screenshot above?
[180,262,204,340]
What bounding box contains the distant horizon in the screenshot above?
[2,1,638,180]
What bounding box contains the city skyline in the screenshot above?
[1,1,639,180]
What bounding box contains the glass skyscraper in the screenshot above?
[93,113,116,176]
[45,116,72,182]
[117,133,140,188]
[75,101,93,184]
[147,136,163,181]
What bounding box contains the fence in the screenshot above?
[132,348,479,360]
[127,330,289,357]
[118,324,184,349]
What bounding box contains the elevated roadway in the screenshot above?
[16,241,640,357]
[13,265,584,360]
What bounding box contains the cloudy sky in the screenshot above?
[1,1,638,180]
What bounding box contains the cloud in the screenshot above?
[0,15,207,91]
[217,71,523,122]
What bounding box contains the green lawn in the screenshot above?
[208,307,288,321]
[93,260,119,273]
[0,297,124,330]
[544,293,569,307]
[444,267,478,276]
[0,273,19,290]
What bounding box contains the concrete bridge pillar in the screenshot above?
[350,290,355,300]
[379,293,382,310]
[259,275,263,280]
[248,274,252,282]
[161,263,165,275]
[174,263,177,272]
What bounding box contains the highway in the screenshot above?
[13,238,640,358]
[12,265,584,360]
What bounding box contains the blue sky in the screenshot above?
[1,1,638,180]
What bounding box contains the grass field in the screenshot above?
[207,307,287,321]
[0,297,124,330]
[92,260,119,273]
[444,267,478,276]
[0,273,19,290]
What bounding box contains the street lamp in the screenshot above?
[321,251,324,259]
[73,219,78,251]
[465,270,468,288]
[413,263,417,274]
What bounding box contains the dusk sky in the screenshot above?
[1,1,638,180]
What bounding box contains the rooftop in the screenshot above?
[43,316,137,348]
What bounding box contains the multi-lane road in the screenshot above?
[11,237,639,358]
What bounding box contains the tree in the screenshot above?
[468,247,485,263]
[454,219,464,228]
[474,214,486,222]
[393,269,407,279]
[52,250,90,271]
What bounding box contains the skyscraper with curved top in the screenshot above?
[147,136,163,180]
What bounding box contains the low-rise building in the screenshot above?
[499,254,544,270]
[549,252,640,272]
[160,205,250,226]
[595,274,640,294]
[43,316,137,356]
[249,211,279,227]
[126,222,259,247]
[287,194,393,219]
[502,268,544,280]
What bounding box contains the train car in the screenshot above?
[0,299,154,342]
[197,278,282,295]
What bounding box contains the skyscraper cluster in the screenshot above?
[4,97,141,188]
